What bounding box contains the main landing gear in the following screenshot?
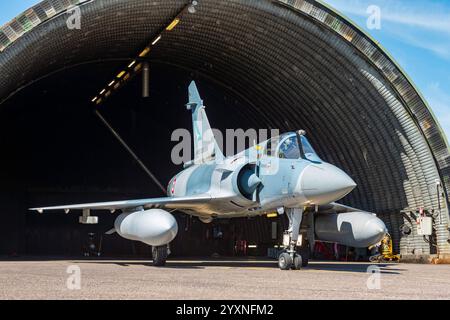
[152,245,169,266]
[278,208,309,270]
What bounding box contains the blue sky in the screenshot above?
[0,1,40,25]
[1,0,449,141]
[324,0,450,141]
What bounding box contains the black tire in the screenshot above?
[299,241,310,267]
[278,252,292,270]
[293,254,303,270]
[152,246,168,266]
[301,255,309,267]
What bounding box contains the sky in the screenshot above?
[0,0,449,141]
[324,0,450,142]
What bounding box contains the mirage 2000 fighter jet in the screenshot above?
[31,81,387,270]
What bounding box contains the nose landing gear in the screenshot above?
[278,208,309,270]
[278,252,292,270]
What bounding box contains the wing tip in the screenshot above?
[29,208,44,213]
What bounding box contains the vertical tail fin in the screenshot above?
[186,81,224,164]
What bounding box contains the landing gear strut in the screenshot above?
[278,208,308,270]
[152,245,169,266]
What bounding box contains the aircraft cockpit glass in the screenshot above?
[264,136,279,157]
[300,136,322,163]
[265,133,292,157]
[278,136,301,159]
[264,133,321,162]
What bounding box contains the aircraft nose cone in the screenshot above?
[301,163,357,205]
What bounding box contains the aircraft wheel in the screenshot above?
[299,241,310,267]
[278,252,293,270]
[152,245,168,267]
[301,255,309,267]
[292,254,303,270]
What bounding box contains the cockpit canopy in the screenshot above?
[265,132,322,163]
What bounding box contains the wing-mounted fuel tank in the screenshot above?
[114,209,178,246]
[314,211,387,248]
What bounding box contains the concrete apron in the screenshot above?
[400,254,450,264]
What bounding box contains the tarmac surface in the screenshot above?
[1,257,450,300]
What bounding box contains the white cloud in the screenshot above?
[324,0,450,59]
[385,26,450,59]
[326,0,450,33]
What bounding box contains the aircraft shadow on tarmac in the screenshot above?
[77,259,405,274]
[305,263,404,274]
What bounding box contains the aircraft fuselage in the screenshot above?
[167,132,357,220]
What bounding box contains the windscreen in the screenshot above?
[300,136,322,163]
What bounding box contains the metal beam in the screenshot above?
[94,109,166,194]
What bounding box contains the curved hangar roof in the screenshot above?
[0,0,449,254]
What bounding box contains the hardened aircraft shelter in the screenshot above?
[0,0,449,259]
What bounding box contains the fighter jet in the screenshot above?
[30,81,387,270]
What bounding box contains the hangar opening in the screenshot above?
[0,0,449,260]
